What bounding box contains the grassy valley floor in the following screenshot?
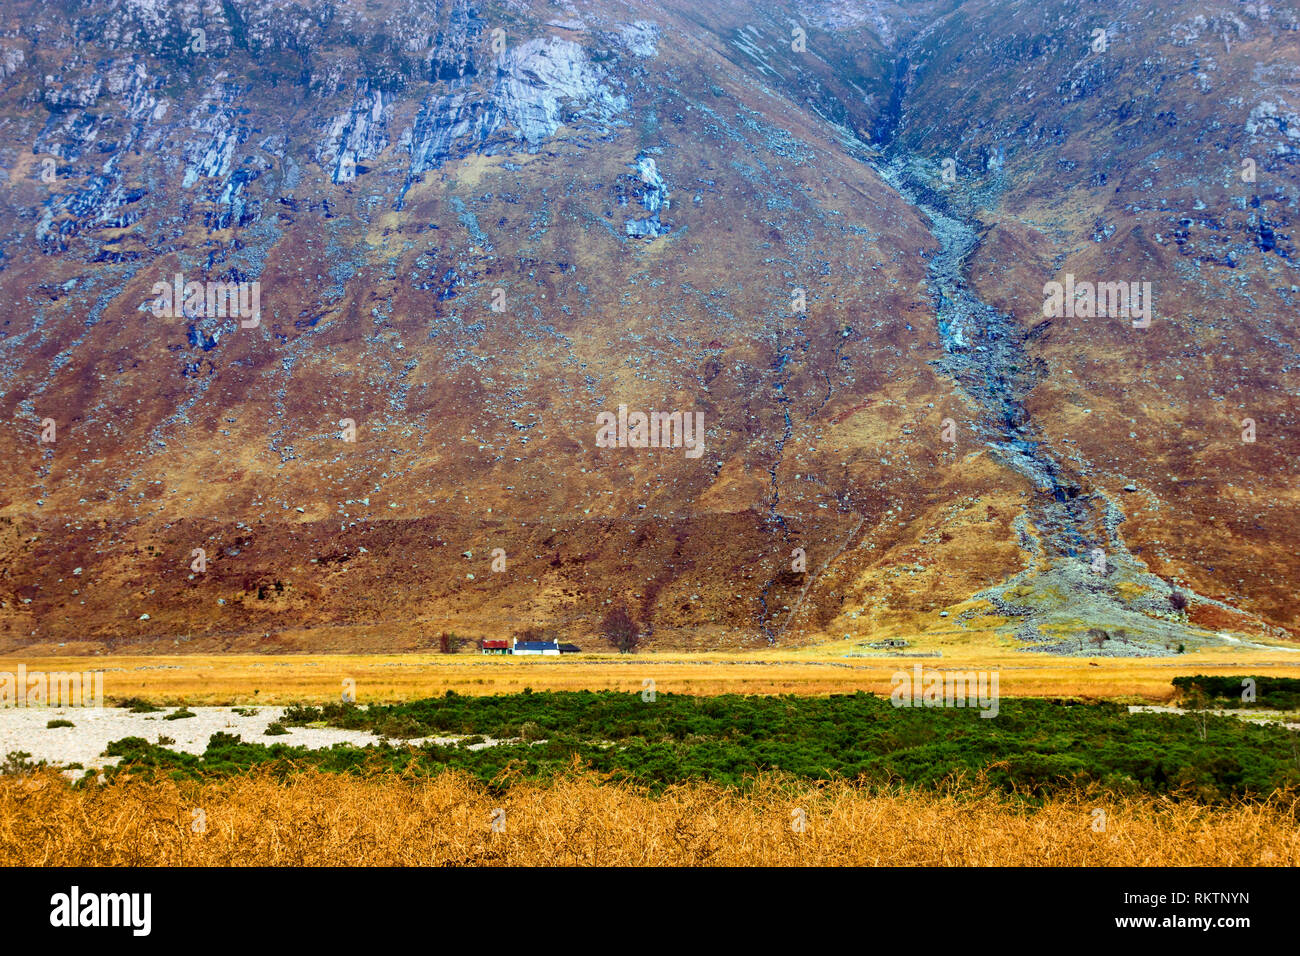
[6,639,1300,705]
[3,646,1298,866]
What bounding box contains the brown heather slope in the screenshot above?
[0,0,1295,653]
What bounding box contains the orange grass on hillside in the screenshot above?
[1,769,1295,866]
[6,647,1300,705]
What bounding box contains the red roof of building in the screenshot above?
[482,639,509,648]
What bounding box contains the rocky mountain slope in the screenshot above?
[0,0,1295,653]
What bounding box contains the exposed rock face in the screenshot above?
[1246,100,1300,159]
[318,84,389,183]
[624,154,671,238]
[404,34,626,199]
[497,37,623,144]
[0,44,24,78]
[609,21,659,58]
[406,84,503,185]
[0,0,1297,653]
[183,127,240,189]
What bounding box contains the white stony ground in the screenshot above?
[0,706,387,771]
[1128,704,1300,730]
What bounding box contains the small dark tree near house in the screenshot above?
[1087,628,1109,650]
[601,604,642,653]
[439,632,461,654]
[1169,591,1189,614]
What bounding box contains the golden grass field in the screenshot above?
[7,634,1298,705]
[1,768,1294,866]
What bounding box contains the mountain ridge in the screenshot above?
[1,0,1296,653]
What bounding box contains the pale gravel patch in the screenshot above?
[1128,704,1300,730]
[0,706,387,770]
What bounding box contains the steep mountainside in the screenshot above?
[0,0,1295,653]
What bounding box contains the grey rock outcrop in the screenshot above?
[497,37,616,145]
[609,21,660,58]
[318,83,390,184]
[625,154,671,239]
[403,35,627,201]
